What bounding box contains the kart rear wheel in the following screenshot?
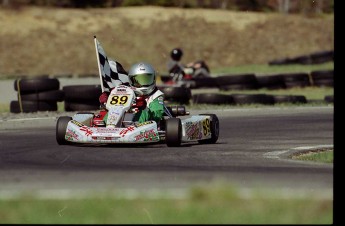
[165,118,182,147]
[56,116,72,145]
[198,114,219,144]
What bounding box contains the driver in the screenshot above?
[167,48,185,76]
[167,47,211,81]
[99,62,165,124]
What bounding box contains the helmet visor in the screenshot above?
[131,73,154,87]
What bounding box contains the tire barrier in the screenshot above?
[158,86,192,105]
[10,100,58,113]
[268,50,333,65]
[192,69,333,90]
[272,95,307,104]
[192,93,234,105]
[192,77,218,88]
[8,69,333,113]
[62,85,102,111]
[11,78,62,113]
[191,93,317,105]
[159,66,332,91]
[310,70,333,87]
[19,90,64,102]
[324,95,334,103]
[216,74,259,91]
[256,74,286,90]
[281,73,311,89]
[310,50,334,64]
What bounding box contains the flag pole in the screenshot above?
[94,35,105,92]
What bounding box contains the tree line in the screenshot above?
[1,0,334,14]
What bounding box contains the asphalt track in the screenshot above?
[0,106,333,199]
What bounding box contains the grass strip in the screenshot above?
[0,185,332,224]
[292,149,333,163]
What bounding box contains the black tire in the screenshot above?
[287,55,312,65]
[165,117,182,147]
[192,93,233,104]
[273,95,307,104]
[198,114,219,144]
[64,101,100,111]
[310,70,333,87]
[193,77,218,88]
[216,74,258,90]
[10,100,58,113]
[19,90,65,102]
[231,94,275,105]
[312,79,334,87]
[14,78,60,92]
[310,70,333,80]
[63,85,102,102]
[324,95,334,103]
[159,86,191,104]
[282,73,311,88]
[310,50,334,64]
[256,74,286,90]
[56,116,72,145]
[216,73,258,85]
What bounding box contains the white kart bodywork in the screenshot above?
[57,85,218,146]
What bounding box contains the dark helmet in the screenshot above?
[170,48,183,61]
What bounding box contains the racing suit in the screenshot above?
[100,87,165,124]
[132,88,165,123]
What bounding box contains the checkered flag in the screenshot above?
[94,36,129,92]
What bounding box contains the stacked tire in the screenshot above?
[158,86,192,105]
[216,74,259,91]
[11,77,64,113]
[256,74,286,90]
[310,70,333,87]
[63,85,102,111]
[192,77,218,88]
[268,50,333,65]
[192,93,308,105]
[192,93,234,105]
[281,73,311,88]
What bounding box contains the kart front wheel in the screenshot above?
[165,118,182,147]
[198,114,219,144]
[56,116,72,145]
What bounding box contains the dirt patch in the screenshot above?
[0,6,334,76]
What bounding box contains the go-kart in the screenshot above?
[56,85,219,147]
[163,66,197,88]
[163,62,213,88]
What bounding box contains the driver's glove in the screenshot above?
[99,91,109,104]
[132,96,147,111]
